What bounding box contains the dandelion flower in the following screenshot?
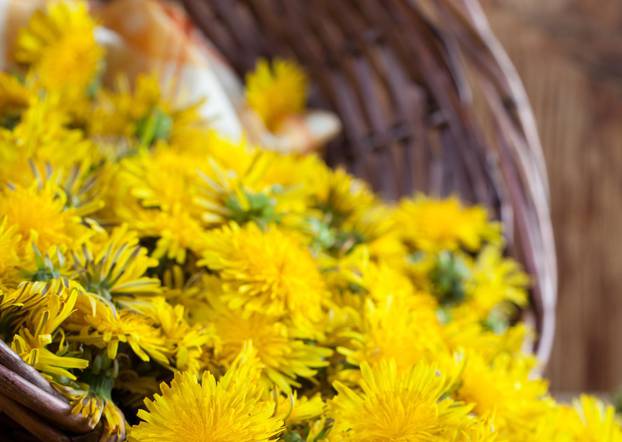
[66,296,169,365]
[131,344,284,442]
[569,395,622,442]
[0,73,30,126]
[338,297,445,372]
[457,352,549,439]
[330,359,475,441]
[0,96,98,186]
[200,223,327,337]
[120,296,216,371]
[15,0,103,95]
[7,279,89,380]
[397,196,500,252]
[0,216,21,286]
[89,74,201,146]
[71,225,161,300]
[0,179,93,258]
[276,392,325,426]
[246,59,308,131]
[462,246,529,317]
[205,298,331,392]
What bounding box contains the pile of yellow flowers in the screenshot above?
[0,2,619,441]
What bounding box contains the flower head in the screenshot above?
[462,246,529,318]
[0,73,30,125]
[66,295,169,365]
[200,223,327,337]
[338,297,445,372]
[0,178,94,260]
[204,296,331,392]
[457,352,549,439]
[89,74,202,146]
[71,225,161,300]
[15,0,103,97]
[131,344,284,442]
[6,279,90,380]
[330,359,475,441]
[569,395,622,442]
[397,196,500,252]
[0,216,21,286]
[246,59,308,131]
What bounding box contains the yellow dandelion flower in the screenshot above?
[260,151,330,201]
[530,405,576,442]
[330,359,475,441]
[205,295,330,392]
[71,225,161,300]
[276,392,325,426]
[15,0,103,96]
[158,264,208,309]
[0,179,93,258]
[176,135,311,229]
[89,75,162,140]
[461,246,529,318]
[200,223,327,337]
[130,344,284,442]
[178,128,256,173]
[61,383,127,440]
[442,318,528,363]
[0,72,30,126]
[0,96,99,185]
[66,296,169,365]
[457,352,549,439]
[117,145,203,213]
[119,296,216,371]
[0,280,51,329]
[318,243,370,295]
[0,216,21,286]
[11,332,89,381]
[316,168,376,222]
[89,74,201,146]
[128,205,207,264]
[7,279,90,380]
[338,297,445,372]
[246,59,308,131]
[349,206,407,265]
[397,196,501,252]
[111,147,208,262]
[195,148,301,228]
[569,395,622,442]
[363,262,422,306]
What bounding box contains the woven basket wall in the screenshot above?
[0,1,557,441]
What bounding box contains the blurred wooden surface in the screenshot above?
[483,0,622,391]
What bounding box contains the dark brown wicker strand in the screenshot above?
[0,364,96,434]
[0,339,62,398]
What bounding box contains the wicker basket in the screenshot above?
[0,1,556,441]
[181,0,556,361]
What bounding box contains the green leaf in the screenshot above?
[135,107,173,147]
[283,431,305,442]
[224,190,279,227]
[429,251,470,306]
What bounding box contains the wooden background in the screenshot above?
[482,0,622,392]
